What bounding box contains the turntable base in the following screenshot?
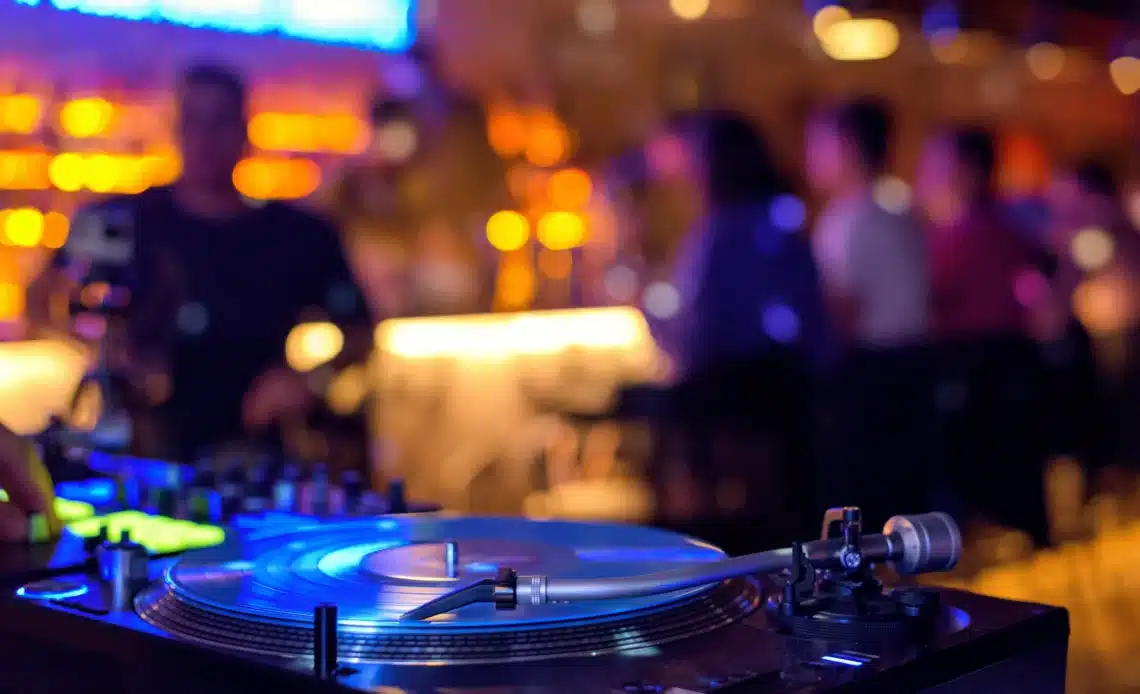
[0,514,1070,694]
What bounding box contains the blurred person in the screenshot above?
[807,99,929,348]
[805,98,934,530]
[1046,161,1140,476]
[919,127,1038,338]
[26,64,373,462]
[332,44,495,319]
[645,110,830,541]
[917,127,1050,545]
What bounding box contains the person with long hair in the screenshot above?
[647,109,829,541]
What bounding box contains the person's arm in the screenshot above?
[25,249,79,339]
[243,214,377,431]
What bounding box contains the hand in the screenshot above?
[242,367,316,431]
[0,424,57,543]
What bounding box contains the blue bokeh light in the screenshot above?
[9,0,415,52]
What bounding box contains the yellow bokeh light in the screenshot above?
[819,18,900,62]
[321,115,370,155]
[234,157,321,200]
[0,95,43,135]
[812,5,851,39]
[85,154,121,194]
[249,112,368,155]
[486,211,530,252]
[548,168,593,209]
[1070,227,1115,273]
[669,0,709,21]
[42,212,69,249]
[49,153,85,192]
[326,364,369,416]
[1026,42,1065,81]
[537,211,587,250]
[60,98,114,139]
[285,322,345,373]
[3,208,43,248]
[1109,56,1140,96]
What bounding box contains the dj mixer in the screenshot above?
[0,443,436,588]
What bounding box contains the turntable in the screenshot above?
[0,507,1069,694]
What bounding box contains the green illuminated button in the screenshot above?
[0,490,94,523]
[27,513,50,544]
[68,511,226,555]
[55,498,95,522]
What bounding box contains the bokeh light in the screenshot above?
[1109,56,1140,96]
[537,211,587,250]
[669,0,709,20]
[547,168,593,209]
[0,95,43,135]
[525,112,570,168]
[285,322,345,373]
[812,5,850,39]
[1026,43,1065,81]
[487,105,528,158]
[486,211,531,252]
[59,98,114,139]
[818,18,900,62]
[1070,227,1115,273]
[2,208,43,248]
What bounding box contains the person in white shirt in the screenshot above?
[805,98,935,530]
[807,99,929,348]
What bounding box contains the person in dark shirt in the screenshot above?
[647,110,828,538]
[27,64,373,460]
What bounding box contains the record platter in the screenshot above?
[0,508,1071,694]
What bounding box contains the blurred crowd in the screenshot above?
[21,52,1140,550]
[604,99,1140,547]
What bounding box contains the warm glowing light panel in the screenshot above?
[9,0,415,52]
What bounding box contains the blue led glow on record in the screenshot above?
[9,0,415,51]
[16,583,90,601]
[821,654,865,667]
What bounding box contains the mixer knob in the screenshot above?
[116,467,141,509]
[96,530,149,611]
[243,459,272,513]
[187,487,223,524]
[273,464,300,512]
[386,479,408,514]
[147,462,182,516]
[341,470,363,514]
[311,464,330,516]
[219,464,245,518]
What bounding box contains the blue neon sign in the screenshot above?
[9,0,415,52]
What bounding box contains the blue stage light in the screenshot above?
[9,0,414,51]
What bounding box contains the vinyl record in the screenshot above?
[136,516,762,663]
